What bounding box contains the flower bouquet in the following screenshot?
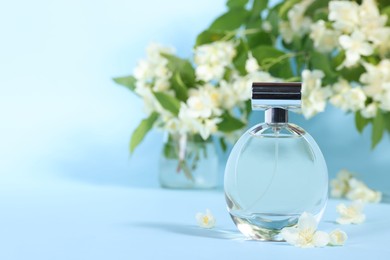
[114,0,390,187]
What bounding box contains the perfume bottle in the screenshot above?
[224,82,328,241]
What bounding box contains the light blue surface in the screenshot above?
[1,0,390,259]
[1,182,390,259]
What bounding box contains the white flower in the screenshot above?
[135,83,165,114]
[339,30,374,68]
[249,71,280,83]
[232,76,252,102]
[281,212,329,248]
[134,43,173,82]
[279,0,313,43]
[287,0,314,35]
[302,87,330,118]
[133,43,174,114]
[175,84,224,139]
[196,209,216,228]
[329,229,348,246]
[219,71,280,110]
[184,85,222,120]
[194,41,236,82]
[336,202,366,225]
[375,29,390,57]
[186,95,213,119]
[379,91,390,111]
[164,117,182,134]
[245,54,260,74]
[279,21,294,43]
[262,21,272,32]
[195,64,225,82]
[329,79,351,111]
[360,60,390,102]
[329,1,360,33]
[153,77,171,92]
[219,80,240,109]
[178,104,203,134]
[219,77,248,110]
[330,169,382,203]
[330,169,353,198]
[346,178,382,203]
[361,102,378,118]
[330,79,366,112]
[202,84,222,109]
[359,0,388,46]
[310,20,339,53]
[146,42,175,61]
[198,118,222,140]
[302,70,324,93]
[133,60,154,82]
[344,88,366,111]
[301,70,329,118]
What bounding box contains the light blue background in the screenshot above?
[0,0,389,192]
[1,1,390,259]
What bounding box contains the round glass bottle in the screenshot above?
[224,83,328,241]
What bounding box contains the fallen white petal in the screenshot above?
[313,231,330,247]
[297,212,318,231]
[195,209,216,228]
[336,202,366,225]
[329,229,348,246]
[281,227,300,246]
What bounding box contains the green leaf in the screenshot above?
[331,52,365,82]
[332,51,345,68]
[163,142,178,159]
[113,76,136,91]
[313,11,328,22]
[245,18,262,30]
[161,54,195,87]
[153,92,181,116]
[247,0,268,26]
[251,45,293,78]
[244,100,252,117]
[170,72,188,101]
[130,112,158,153]
[266,8,280,36]
[379,0,390,10]
[355,111,370,133]
[219,138,228,152]
[384,112,390,132]
[223,67,234,81]
[372,112,384,149]
[382,6,390,26]
[195,30,227,46]
[217,113,246,132]
[251,0,268,18]
[227,0,248,9]
[309,51,337,84]
[339,65,365,82]
[209,9,249,31]
[233,39,249,75]
[247,31,273,49]
[279,0,301,19]
[304,0,329,17]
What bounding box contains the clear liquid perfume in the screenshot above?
[224,82,328,241]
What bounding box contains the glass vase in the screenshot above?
[158,133,219,189]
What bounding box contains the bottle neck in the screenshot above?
[265,108,288,124]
